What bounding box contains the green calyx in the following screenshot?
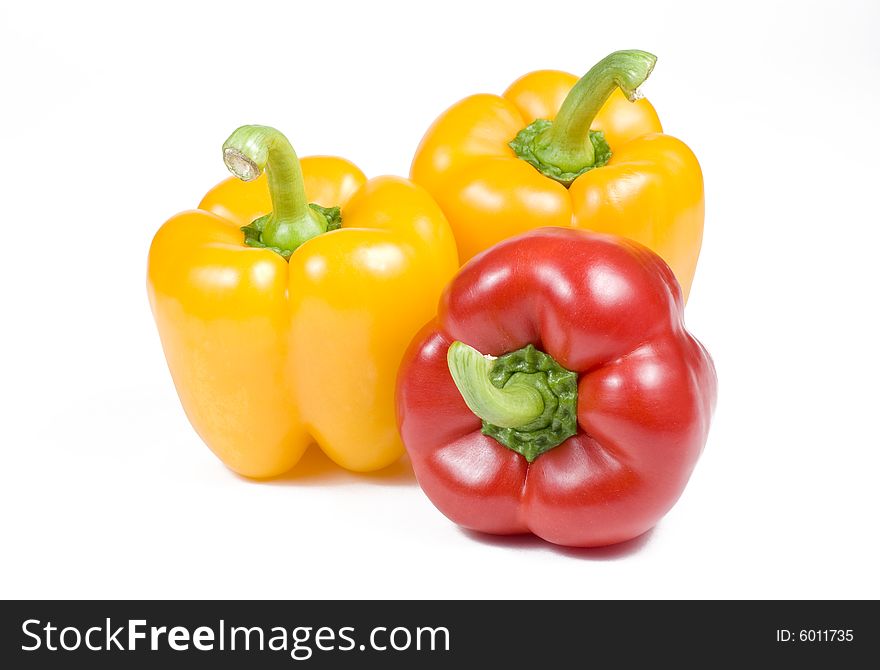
[222,125,342,259]
[509,49,657,186]
[510,120,611,186]
[241,205,341,260]
[447,342,579,462]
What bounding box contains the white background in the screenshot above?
[2,0,878,599]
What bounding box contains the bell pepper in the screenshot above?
[396,228,716,547]
[148,125,458,478]
[410,49,704,300]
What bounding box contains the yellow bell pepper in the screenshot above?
[411,50,704,300]
[148,125,458,477]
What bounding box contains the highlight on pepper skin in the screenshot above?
[395,227,717,548]
[147,125,459,478]
[410,49,704,301]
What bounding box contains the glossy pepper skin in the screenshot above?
[410,50,704,300]
[396,228,716,547]
[149,125,458,478]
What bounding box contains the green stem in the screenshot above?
[447,342,579,462]
[509,50,656,185]
[535,49,656,172]
[222,125,328,254]
[447,342,545,428]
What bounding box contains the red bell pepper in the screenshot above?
[396,228,716,547]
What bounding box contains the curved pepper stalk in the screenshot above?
[223,125,339,258]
